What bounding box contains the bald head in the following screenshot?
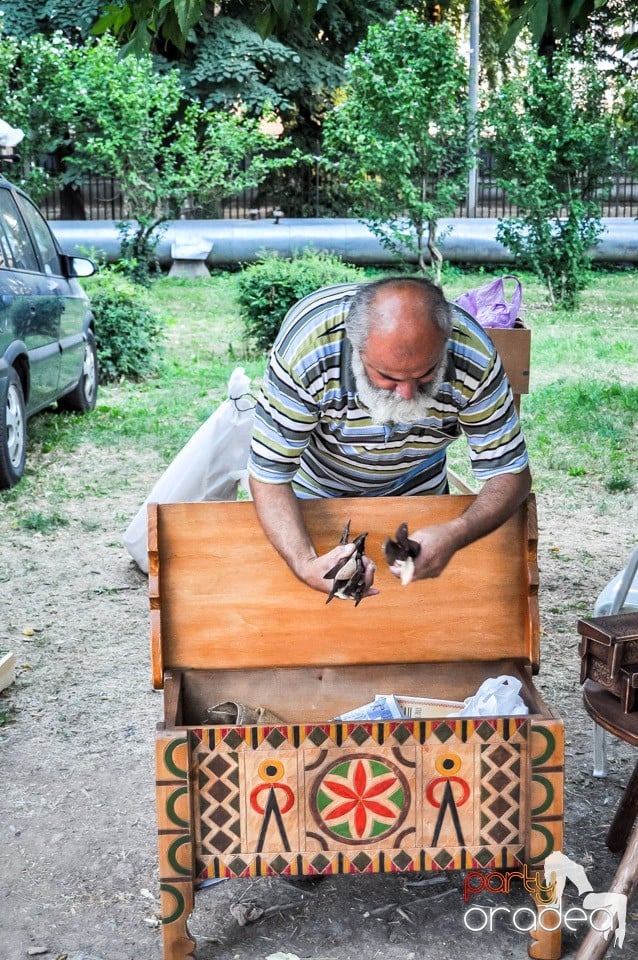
[346,278,452,422]
[345,277,453,352]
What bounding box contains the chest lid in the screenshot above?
[148,493,539,689]
[577,611,638,646]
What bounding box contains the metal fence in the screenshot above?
[40,153,638,222]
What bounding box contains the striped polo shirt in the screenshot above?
[248,283,528,498]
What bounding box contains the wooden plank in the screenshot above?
[150,494,538,681]
[487,322,531,396]
[148,503,164,690]
[574,822,638,960]
[165,658,544,726]
[0,651,15,694]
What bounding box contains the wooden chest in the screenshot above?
[578,611,638,712]
[149,494,564,960]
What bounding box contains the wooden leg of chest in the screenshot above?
[527,864,562,960]
[156,731,197,960]
[527,721,564,959]
[159,895,196,960]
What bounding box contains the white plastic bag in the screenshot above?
[594,548,638,615]
[451,675,529,717]
[123,367,255,573]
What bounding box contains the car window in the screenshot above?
[0,188,40,272]
[16,194,62,276]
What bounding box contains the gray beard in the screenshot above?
[350,347,446,426]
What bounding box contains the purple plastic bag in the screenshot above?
[454,275,522,329]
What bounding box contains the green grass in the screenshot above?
[2,266,637,506]
[18,510,70,533]
[442,268,638,495]
[524,381,637,493]
[0,708,17,727]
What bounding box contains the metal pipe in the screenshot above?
[51,217,638,266]
[467,0,480,218]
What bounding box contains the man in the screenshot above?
[248,276,531,601]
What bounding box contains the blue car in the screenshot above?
[0,174,97,488]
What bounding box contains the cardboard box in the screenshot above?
[487,321,531,397]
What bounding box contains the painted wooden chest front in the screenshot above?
[149,495,564,960]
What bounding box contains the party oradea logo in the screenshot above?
[462,851,627,948]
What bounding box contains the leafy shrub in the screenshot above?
[484,45,621,308]
[86,271,165,382]
[323,16,470,283]
[237,249,363,350]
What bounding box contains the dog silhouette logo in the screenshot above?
[544,851,627,948]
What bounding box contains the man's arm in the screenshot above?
[400,466,533,582]
[249,476,378,598]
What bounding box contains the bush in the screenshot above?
[237,249,363,351]
[86,271,165,382]
[484,45,620,308]
[322,16,470,282]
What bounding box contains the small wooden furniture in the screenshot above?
[582,682,638,852]
[578,613,638,713]
[575,682,638,959]
[149,494,564,960]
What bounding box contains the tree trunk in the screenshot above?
[427,219,443,286]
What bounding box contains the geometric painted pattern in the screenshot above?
[183,716,558,882]
[193,745,241,861]
[528,721,565,864]
[200,716,530,750]
[155,733,197,958]
[310,753,411,845]
[479,741,521,846]
[156,716,564,960]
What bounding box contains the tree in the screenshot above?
[137,1,402,146]
[0,31,77,202]
[90,0,314,52]
[0,0,100,41]
[502,0,638,67]
[484,45,623,308]
[414,0,513,89]
[322,14,470,282]
[0,31,296,277]
[66,36,295,279]
[2,1,403,148]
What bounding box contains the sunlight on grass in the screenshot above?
[523,381,638,493]
[2,266,637,505]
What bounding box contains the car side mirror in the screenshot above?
[68,256,97,278]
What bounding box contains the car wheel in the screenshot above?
[0,367,27,489]
[58,331,98,413]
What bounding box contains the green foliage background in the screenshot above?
[1,269,635,507]
[86,271,165,382]
[323,14,470,280]
[1,2,637,310]
[484,44,624,307]
[237,249,363,350]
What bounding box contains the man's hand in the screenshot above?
[249,476,379,601]
[387,467,533,583]
[388,522,460,582]
[299,543,378,601]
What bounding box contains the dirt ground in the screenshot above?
[1,435,637,960]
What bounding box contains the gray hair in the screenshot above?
[345,276,453,352]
